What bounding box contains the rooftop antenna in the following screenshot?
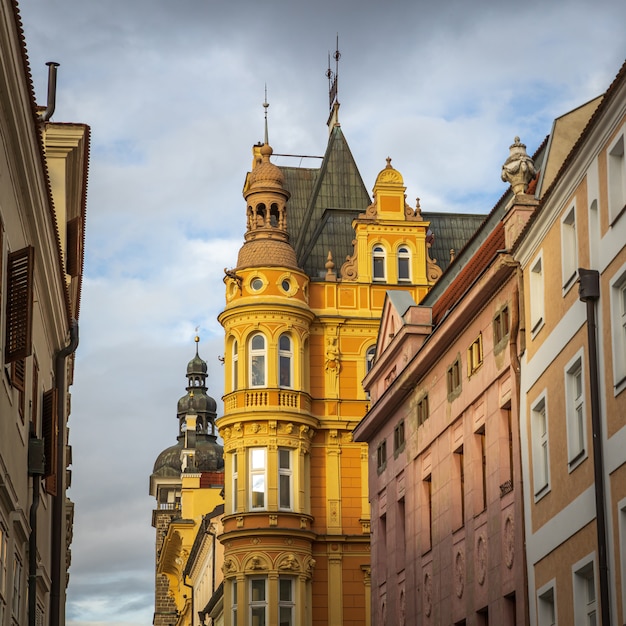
[263,84,269,145]
[326,34,340,110]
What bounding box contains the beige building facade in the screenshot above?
[0,2,89,625]
[516,61,626,625]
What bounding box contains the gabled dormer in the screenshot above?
[340,158,442,289]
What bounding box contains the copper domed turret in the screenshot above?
[151,338,223,478]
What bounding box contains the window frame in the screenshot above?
[565,350,587,470]
[278,447,293,511]
[608,129,626,224]
[278,333,293,389]
[417,393,429,426]
[446,357,462,400]
[467,333,483,376]
[397,245,411,283]
[249,448,267,510]
[372,245,387,282]
[610,266,626,395]
[572,555,597,626]
[393,421,405,455]
[376,439,387,474]
[278,576,295,626]
[561,204,578,292]
[249,577,267,626]
[232,339,239,391]
[536,580,557,626]
[249,333,267,388]
[530,252,545,337]
[531,393,550,499]
[231,452,239,514]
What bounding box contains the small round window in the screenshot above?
[251,278,264,291]
[281,279,291,292]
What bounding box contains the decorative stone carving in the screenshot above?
[501,136,537,195]
[340,242,358,281]
[325,250,337,281]
[278,553,299,571]
[324,337,341,373]
[305,557,317,576]
[269,515,278,527]
[504,515,515,569]
[405,197,423,221]
[247,555,266,571]
[223,557,237,574]
[476,534,487,585]
[455,549,464,598]
[424,572,433,617]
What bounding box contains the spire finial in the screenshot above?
[263,85,269,145]
[194,329,200,355]
[326,34,341,110]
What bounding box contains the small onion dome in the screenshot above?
[177,389,217,420]
[248,143,285,188]
[187,352,208,377]
[236,238,299,270]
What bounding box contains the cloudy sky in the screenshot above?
[16,0,626,624]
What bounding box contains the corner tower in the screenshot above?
[218,136,318,626]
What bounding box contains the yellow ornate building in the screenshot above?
[216,103,447,625]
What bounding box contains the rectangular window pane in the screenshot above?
[251,579,265,601]
[279,606,293,626]
[251,606,266,626]
[251,449,265,470]
[279,474,291,508]
[398,258,409,280]
[279,578,292,602]
[252,476,265,508]
[279,449,290,470]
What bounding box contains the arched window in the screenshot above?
[249,333,266,387]
[366,345,376,373]
[232,340,239,391]
[398,246,410,282]
[278,334,293,388]
[373,246,386,281]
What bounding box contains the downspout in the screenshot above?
[50,319,79,626]
[183,575,194,626]
[578,268,611,626]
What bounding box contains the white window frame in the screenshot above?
[278,448,293,511]
[11,553,22,623]
[249,577,267,626]
[232,452,239,514]
[608,129,626,224]
[278,333,293,389]
[372,245,386,282]
[249,333,267,388]
[278,576,295,626]
[572,554,597,626]
[610,265,626,395]
[232,339,239,391]
[397,245,411,283]
[530,252,545,337]
[531,392,550,499]
[231,579,238,626]
[537,579,557,626]
[565,350,587,470]
[561,204,578,293]
[249,448,267,510]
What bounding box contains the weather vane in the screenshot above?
[326,34,340,110]
[263,84,269,145]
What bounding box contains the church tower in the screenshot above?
[150,339,225,625]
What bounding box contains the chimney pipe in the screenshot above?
[40,61,60,122]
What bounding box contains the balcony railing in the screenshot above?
[223,388,312,413]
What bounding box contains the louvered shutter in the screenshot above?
[42,388,58,495]
[5,246,34,363]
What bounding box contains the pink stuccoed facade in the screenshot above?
[355,195,535,625]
